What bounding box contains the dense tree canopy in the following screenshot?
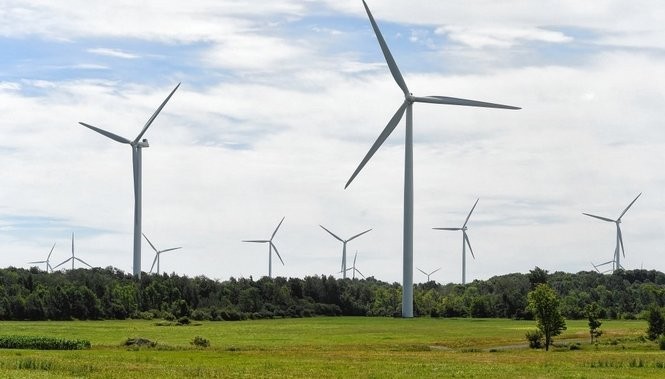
[0,266,664,321]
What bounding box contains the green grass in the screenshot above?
[0,318,662,378]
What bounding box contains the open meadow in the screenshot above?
[0,317,663,378]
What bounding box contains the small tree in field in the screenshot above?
[527,283,566,351]
[646,306,665,341]
[584,302,602,343]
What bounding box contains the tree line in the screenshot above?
[0,266,663,321]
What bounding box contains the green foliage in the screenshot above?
[0,335,90,350]
[527,283,566,351]
[659,337,665,350]
[123,337,157,348]
[585,302,603,342]
[646,306,665,340]
[191,336,210,348]
[525,329,543,348]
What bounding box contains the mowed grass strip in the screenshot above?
[0,318,661,378]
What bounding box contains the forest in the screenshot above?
[0,266,664,321]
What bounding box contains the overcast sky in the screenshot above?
[1,0,664,284]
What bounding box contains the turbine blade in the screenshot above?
[355,268,365,278]
[48,242,56,260]
[353,251,358,266]
[619,192,641,219]
[347,228,372,242]
[160,247,182,253]
[319,225,343,242]
[243,240,269,243]
[271,217,285,240]
[617,226,625,258]
[414,96,521,110]
[433,227,462,231]
[582,213,615,223]
[28,260,47,264]
[416,267,427,275]
[464,232,475,259]
[79,122,131,144]
[142,233,159,253]
[71,232,75,256]
[271,242,285,265]
[463,198,479,228]
[362,0,409,97]
[591,262,600,273]
[345,101,407,189]
[52,258,71,270]
[431,268,442,275]
[133,83,181,144]
[75,257,92,268]
[150,254,158,273]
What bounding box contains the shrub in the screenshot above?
[659,337,665,351]
[191,336,210,348]
[0,335,90,350]
[525,329,544,349]
[177,316,190,325]
[123,337,156,348]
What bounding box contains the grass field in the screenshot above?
[0,317,662,378]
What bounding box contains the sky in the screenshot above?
[1,0,665,284]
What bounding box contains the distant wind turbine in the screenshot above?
[320,225,371,279]
[345,1,520,318]
[583,193,641,272]
[341,251,365,280]
[28,243,56,273]
[433,198,479,285]
[243,217,286,278]
[417,267,441,282]
[79,83,180,279]
[52,233,92,270]
[591,260,613,274]
[143,233,182,275]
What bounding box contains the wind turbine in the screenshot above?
[143,233,182,275]
[28,243,56,273]
[320,225,371,279]
[583,193,641,272]
[79,83,180,279]
[342,250,365,280]
[53,233,92,270]
[243,217,286,278]
[433,198,479,285]
[345,1,520,317]
[591,260,613,274]
[416,267,441,282]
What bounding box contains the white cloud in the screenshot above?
[87,48,139,59]
[436,26,572,49]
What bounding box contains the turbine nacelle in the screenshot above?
[137,139,150,148]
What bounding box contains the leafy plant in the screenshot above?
[191,336,210,348]
[0,336,90,350]
[525,329,543,348]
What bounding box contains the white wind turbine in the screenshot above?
[320,225,371,279]
[345,1,520,317]
[583,193,641,272]
[28,243,56,273]
[433,198,479,285]
[243,217,286,278]
[79,83,180,279]
[53,233,92,270]
[417,267,441,282]
[342,251,365,280]
[143,233,182,275]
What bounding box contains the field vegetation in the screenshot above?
[0,318,663,378]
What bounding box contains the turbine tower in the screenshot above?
[53,233,92,270]
[583,193,641,272]
[320,225,371,279]
[79,83,180,279]
[28,243,56,273]
[342,251,365,280]
[143,233,182,275]
[433,198,479,285]
[345,1,519,317]
[417,267,441,282]
[243,217,286,278]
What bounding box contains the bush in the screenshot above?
[659,337,665,351]
[191,336,210,348]
[123,337,156,348]
[0,335,91,350]
[177,316,190,325]
[526,329,544,349]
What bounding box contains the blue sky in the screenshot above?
[1,0,665,283]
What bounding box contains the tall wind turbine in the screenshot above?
[143,233,182,275]
[28,243,56,272]
[320,225,371,279]
[417,267,441,282]
[342,251,365,280]
[79,83,180,279]
[433,198,479,285]
[53,233,92,270]
[583,193,641,272]
[243,217,286,278]
[345,1,520,317]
